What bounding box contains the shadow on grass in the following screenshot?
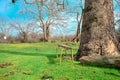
[76,63,120,77]
[77,62,120,70]
[0,50,56,64]
[75,62,120,77]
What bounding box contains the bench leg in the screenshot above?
[71,49,74,64]
[56,47,58,59]
[60,48,63,64]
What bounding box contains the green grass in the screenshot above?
[0,42,120,80]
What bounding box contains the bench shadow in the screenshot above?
[0,50,56,64]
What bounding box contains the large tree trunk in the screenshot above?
[76,0,120,60]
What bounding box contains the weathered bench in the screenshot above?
[56,44,74,64]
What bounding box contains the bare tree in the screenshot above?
[0,18,11,38]
[10,21,40,42]
[19,0,67,42]
[55,0,84,42]
[11,0,80,42]
[114,0,120,50]
[115,0,120,6]
[71,0,84,43]
[115,0,120,24]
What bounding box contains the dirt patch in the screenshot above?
[4,70,16,77]
[22,71,32,75]
[59,78,69,80]
[41,75,53,80]
[41,70,54,80]
[0,62,13,68]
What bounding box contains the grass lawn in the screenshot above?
[0,42,120,80]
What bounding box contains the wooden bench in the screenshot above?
[56,44,74,64]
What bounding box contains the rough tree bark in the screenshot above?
[76,0,120,61]
[22,32,28,43]
[42,25,50,42]
[42,25,47,42]
[46,25,51,42]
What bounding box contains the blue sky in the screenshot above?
[0,0,29,21]
[0,0,81,36]
[0,0,120,36]
[0,0,119,22]
[0,0,18,19]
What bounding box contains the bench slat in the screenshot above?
[58,44,72,49]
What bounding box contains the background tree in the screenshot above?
[114,0,120,49]
[11,0,84,42]
[72,0,84,43]
[116,20,120,43]
[10,21,40,42]
[0,18,11,38]
[115,0,120,26]
[21,0,69,42]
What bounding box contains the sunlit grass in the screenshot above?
[0,42,120,80]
